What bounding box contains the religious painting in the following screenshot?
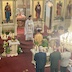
[2,1,13,23]
[65,0,72,19]
[54,0,64,21]
[32,0,44,19]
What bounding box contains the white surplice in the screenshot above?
[24,19,34,40]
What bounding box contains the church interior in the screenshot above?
[0,0,72,72]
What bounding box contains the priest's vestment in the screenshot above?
[25,19,34,40]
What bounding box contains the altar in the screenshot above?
[30,46,53,67]
[8,39,20,56]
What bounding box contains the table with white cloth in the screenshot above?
[8,39,20,56]
[30,46,53,67]
[68,65,72,72]
[67,59,72,72]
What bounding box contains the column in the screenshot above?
[30,0,32,15]
[16,0,23,8]
[14,0,17,36]
[0,0,2,24]
[0,1,1,24]
[51,0,55,22]
[62,0,66,19]
[26,0,30,17]
[23,0,26,15]
[0,0,2,35]
[43,0,46,21]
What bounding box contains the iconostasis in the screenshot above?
[53,0,72,20]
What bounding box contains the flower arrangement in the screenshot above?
[17,46,23,54]
[5,31,10,35]
[34,41,39,46]
[2,30,5,34]
[11,29,14,33]
[11,35,16,42]
[2,29,14,35]
[3,41,11,54]
[3,41,8,48]
[40,36,48,47]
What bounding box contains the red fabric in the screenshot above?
[17,27,24,35]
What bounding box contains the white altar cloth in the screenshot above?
[67,59,72,72]
[68,65,72,72]
[30,46,53,67]
[8,40,20,46]
[8,39,20,56]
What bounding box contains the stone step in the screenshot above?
[20,45,33,49]
[20,41,33,45]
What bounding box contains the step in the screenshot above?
[20,45,33,49]
[20,43,33,46]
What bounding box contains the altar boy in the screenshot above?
[24,15,34,40]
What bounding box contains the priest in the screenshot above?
[24,15,34,40]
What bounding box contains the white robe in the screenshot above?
[24,19,34,40]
